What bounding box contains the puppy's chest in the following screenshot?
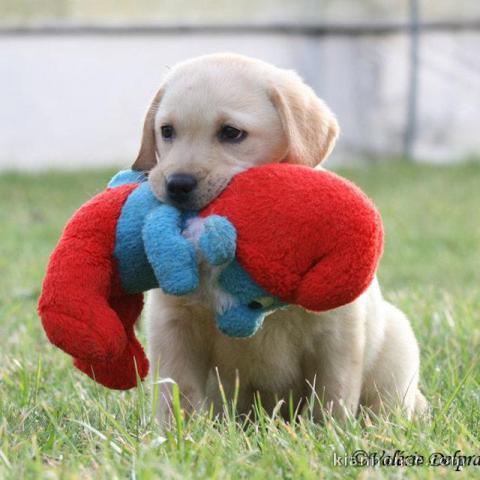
[211,308,311,390]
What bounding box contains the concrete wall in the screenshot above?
[1,30,479,170]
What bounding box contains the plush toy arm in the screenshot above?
[199,215,237,266]
[294,232,382,312]
[108,169,147,188]
[142,204,199,295]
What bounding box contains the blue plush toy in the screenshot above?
[109,170,282,338]
[40,164,382,389]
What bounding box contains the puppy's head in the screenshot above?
[133,53,339,210]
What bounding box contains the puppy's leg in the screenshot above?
[303,303,366,421]
[146,291,213,425]
[361,301,425,418]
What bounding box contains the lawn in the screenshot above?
[0,161,479,479]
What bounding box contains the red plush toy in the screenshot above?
[201,164,384,312]
[38,164,383,390]
[38,183,149,390]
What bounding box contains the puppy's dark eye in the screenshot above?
[161,125,175,140]
[218,125,247,143]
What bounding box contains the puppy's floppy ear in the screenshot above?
[132,88,164,171]
[269,74,339,167]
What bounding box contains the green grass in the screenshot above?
[0,161,479,479]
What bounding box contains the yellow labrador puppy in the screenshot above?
[133,53,427,423]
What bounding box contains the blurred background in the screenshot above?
[1,0,480,170]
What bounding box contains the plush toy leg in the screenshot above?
[74,292,149,390]
[199,215,237,266]
[142,204,199,295]
[41,301,128,363]
[38,184,138,365]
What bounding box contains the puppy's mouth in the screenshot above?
[150,186,218,212]
[149,177,232,212]
[165,196,203,212]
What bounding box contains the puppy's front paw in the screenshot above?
[155,383,204,428]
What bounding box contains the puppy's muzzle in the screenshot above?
[166,173,198,204]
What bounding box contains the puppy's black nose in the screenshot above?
[166,173,198,203]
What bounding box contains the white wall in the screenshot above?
[415,32,480,162]
[1,31,479,170]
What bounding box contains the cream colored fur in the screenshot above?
[136,53,427,424]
